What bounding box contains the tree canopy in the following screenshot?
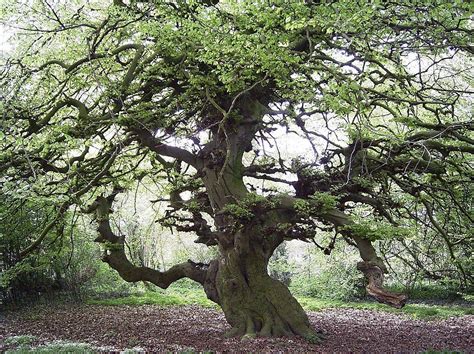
[1,0,473,339]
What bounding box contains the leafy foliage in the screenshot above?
[0,0,472,317]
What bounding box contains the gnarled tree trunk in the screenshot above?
[205,243,315,338]
[351,235,407,308]
[88,187,319,340]
[283,201,408,309]
[357,261,407,308]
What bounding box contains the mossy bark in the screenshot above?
[205,242,316,339]
[199,162,317,338]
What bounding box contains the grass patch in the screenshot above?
[296,296,473,319]
[385,284,464,301]
[88,286,473,320]
[87,284,216,308]
[5,339,96,353]
[4,335,37,347]
[5,339,145,353]
[87,291,185,306]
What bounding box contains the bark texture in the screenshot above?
[87,191,318,339]
[208,246,315,338]
[357,261,407,308]
[352,235,407,308]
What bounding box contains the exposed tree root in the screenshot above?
[223,312,318,340]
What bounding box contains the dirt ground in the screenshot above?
[1,304,473,352]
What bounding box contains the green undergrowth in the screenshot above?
[87,284,216,308]
[6,342,94,353]
[3,336,144,353]
[87,284,473,320]
[385,284,468,302]
[296,296,474,319]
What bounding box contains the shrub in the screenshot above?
[290,265,364,301]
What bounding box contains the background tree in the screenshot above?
[1,0,472,339]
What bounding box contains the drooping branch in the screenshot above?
[29,97,89,134]
[278,196,407,308]
[357,261,407,309]
[38,44,145,75]
[325,211,408,308]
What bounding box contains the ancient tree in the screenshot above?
[1,1,473,339]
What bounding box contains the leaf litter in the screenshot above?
[1,304,472,352]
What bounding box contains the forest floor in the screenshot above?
[1,303,473,353]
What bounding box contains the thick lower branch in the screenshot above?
[103,250,207,288]
[357,261,407,308]
[87,191,208,289]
